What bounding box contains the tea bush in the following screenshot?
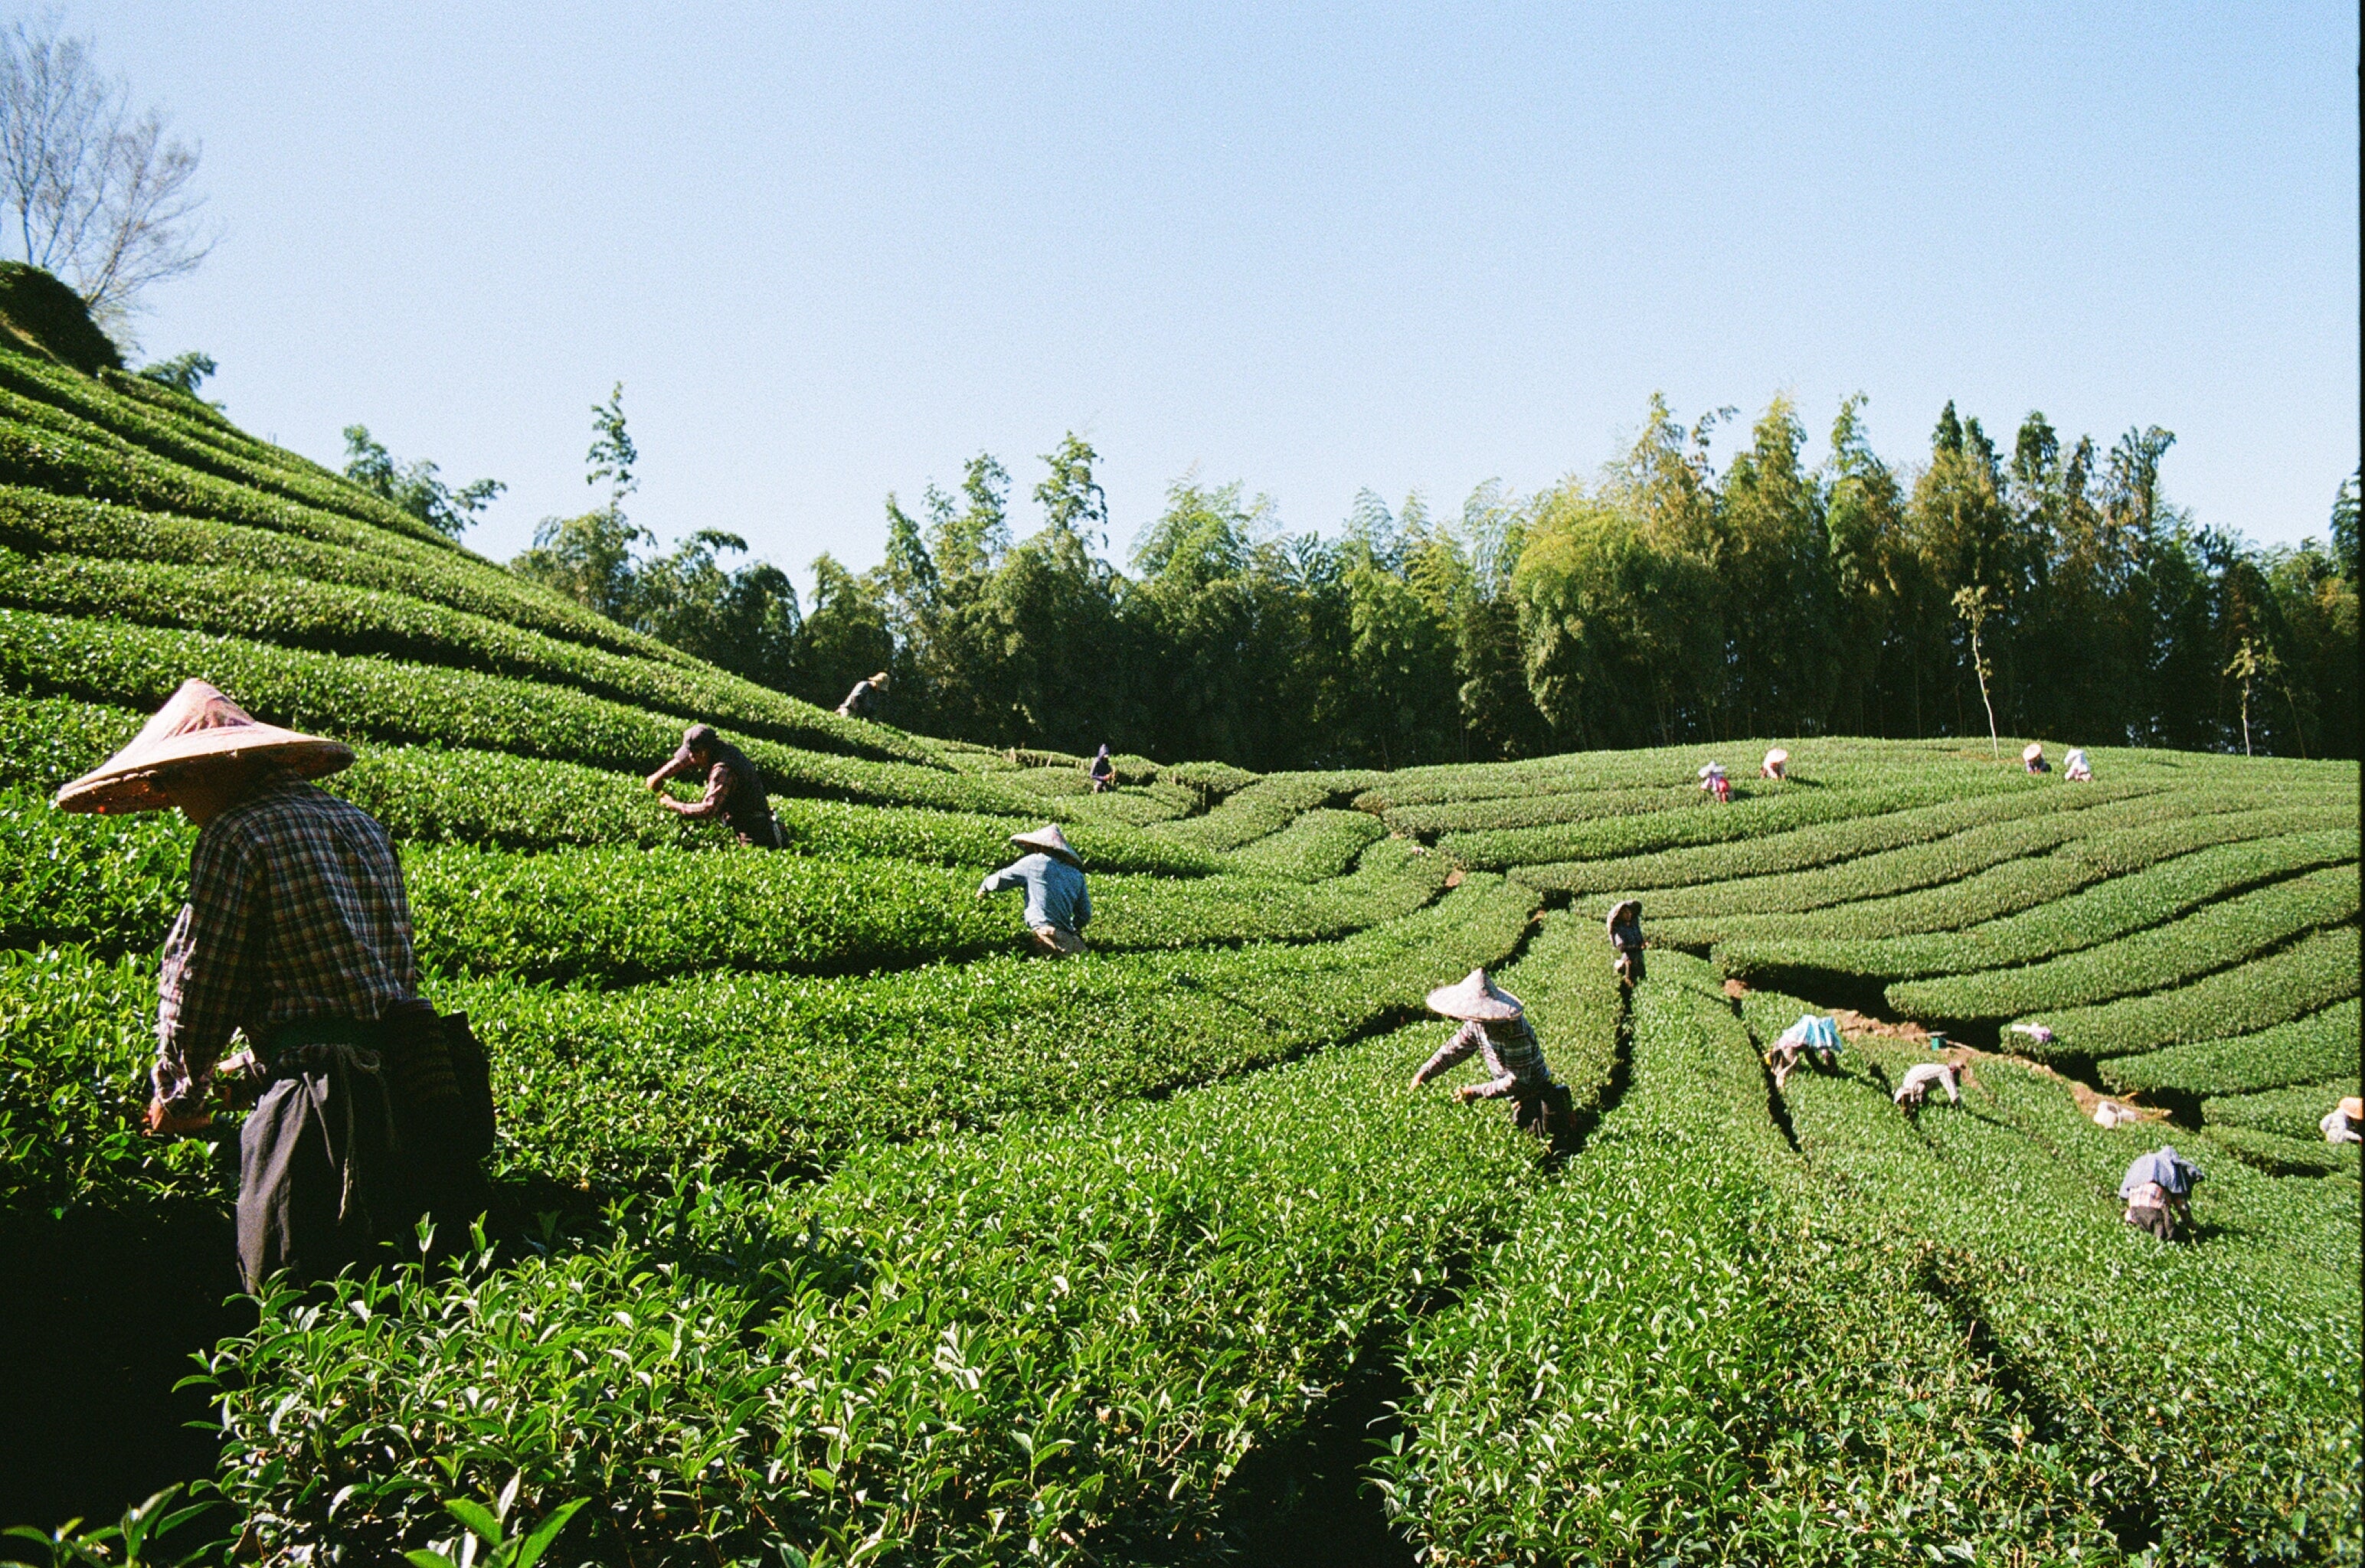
[2097,1001,2363,1097]
[1223,807,1388,880]
[2004,924,2360,1060]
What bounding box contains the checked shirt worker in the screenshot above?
[1410,968,1572,1142]
[54,679,493,1292]
[978,825,1091,957]
[646,722,782,848]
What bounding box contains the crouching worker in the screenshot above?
[2023,742,2051,775]
[1410,969,1571,1142]
[1761,747,1789,782]
[647,723,782,848]
[1604,899,1647,988]
[836,671,890,720]
[980,825,1091,957]
[56,680,493,1294]
[2321,1096,2363,1145]
[2064,747,2094,782]
[1765,1014,1841,1089]
[1698,762,1732,802]
[1893,1060,1960,1111]
[2119,1145,2203,1240]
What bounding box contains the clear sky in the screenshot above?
[73,2,2361,589]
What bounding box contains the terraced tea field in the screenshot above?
[0,320,2354,1566]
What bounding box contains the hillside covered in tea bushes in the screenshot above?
[0,285,2355,1566]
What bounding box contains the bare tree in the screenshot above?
[0,11,212,341]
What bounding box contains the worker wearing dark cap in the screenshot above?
[646,723,782,848]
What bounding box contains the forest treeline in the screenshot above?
[515,395,2360,769]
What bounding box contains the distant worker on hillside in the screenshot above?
[836,671,890,720]
[1764,1013,1841,1089]
[646,723,781,848]
[2023,742,2051,775]
[1761,747,1789,781]
[54,679,492,1292]
[979,825,1091,957]
[1090,744,1117,793]
[2119,1145,2203,1240]
[2064,747,2093,782]
[1604,899,1647,988]
[1893,1060,1960,1111]
[1698,762,1732,802]
[1410,968,1572,1142]
[2322,1096,2363,1145]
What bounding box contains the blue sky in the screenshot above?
[77,2,2360,588]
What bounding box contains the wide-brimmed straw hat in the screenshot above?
[869,671,891,688]
[2342,1096,2363,1121]
[1763,747,1789,766]
[1426,968,1524,1022]
[1009,824,1082,867]
[54,678,352,815]
[2022,742,2045,762]
[1698,762,1726,779]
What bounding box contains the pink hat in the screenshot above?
[1426,968,1524,1022]
[53,678,352,815]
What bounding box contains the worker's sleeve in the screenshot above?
[648,743,701,786]
[978,862,1022,897]
[671,762,732,822]
[1073,875,1091,930]
[1412,1021,1484,1086]
[153,823,263,1113]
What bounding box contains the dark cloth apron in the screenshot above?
[710,743,783,848]
[236,1005,495,1292]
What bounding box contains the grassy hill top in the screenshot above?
[0,293,2354,1566]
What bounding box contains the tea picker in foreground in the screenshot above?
[55,680,492,1293]
[1410,969,1572,1141]
[2120,1145,2203,1240]
[979,825,1091,957]
[646,722,782,848]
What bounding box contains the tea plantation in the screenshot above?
[0,312,2355,1566]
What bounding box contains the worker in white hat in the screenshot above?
[2322,1096,2363,1145]
[836,670,891,720]
[53,678,488,1290]
[1409,969,1570,1140]
[2022,742,2051,775]
[1698,761,1732,802]
[1761,746,1789,781]
[977,824,1091,957]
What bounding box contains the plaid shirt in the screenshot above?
[1415,1016,1552,1100]
[153,776,416,1114]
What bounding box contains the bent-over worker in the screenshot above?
[979,825,1091,957]
[1893,1060,1960,1110]
[2322,1096,2363,1145]
[2023,742,2051,775]
[1604,899,1647,988]
[1089,744,1117,793]
[55,679,492,1292]
[2063,747,2093,782]
[1761,747,1789,781]
[836,671,890,720]
[2119,1145,2203,1240]
[1699,762,1732,802]
[646,723,781,848]
[1765,1014,1841,1089]
[1410,969,1571,1141]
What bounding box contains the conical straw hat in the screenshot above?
[1763,747,1788,767]
[53,678,352,815]
[2022,742,2045,762]
[869,671,891,688]
[1426,968,1524,1022]
[1009,823,1082,867]
[2342,1096,2362,1121]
